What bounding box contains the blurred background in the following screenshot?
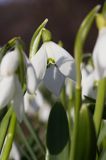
[0,0,103,55]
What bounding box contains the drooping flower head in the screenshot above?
[0,38,37,122]
[31,41,76,96]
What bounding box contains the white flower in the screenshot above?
[93,28,106,80]
[0,49,19,76]
[0,74,24,122]
[24,90,43,115]
[25,55,37,94]
[31,41,76,96]
[43,65,65,96]
[0,75,16,108]
[24,89,51,122]
[81,64,96,99]
[1,48,37,94]
[0,49,24,122]
[65,78,75,99]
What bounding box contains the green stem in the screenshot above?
[93,78,106,137]
[70,6,100,160]
[0,107,12,150]
[0,112,17,160]
[70,88,81,160]
[24,114,45,154]
[17,124,37,160]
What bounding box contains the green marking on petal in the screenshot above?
[47,58,55,68]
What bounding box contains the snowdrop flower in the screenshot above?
[0,46,38,121]
[0,75,24,122]
[24,89,51,122]
[81,64,96,99]
[65,78,75,99]
[0,50,19,76]
[31,41,76,96]
[9,142,20,160]
[24,90,44,115]
[23,53,37,94]
[93,27,106,80]
[0,49,24,122]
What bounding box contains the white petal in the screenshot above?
[0,75,15,108]
[24,90,43,115]
[9,142,20,160]
[12,76,24,122]
[93,28,106,80]
[65,78,75,98]
[38,100,51,122]
[26,63,37,94]
[45,41,76,81]
[31,45,47,88]
[43,65,65,96]
[82,71,96,99]
[0,49,19,76]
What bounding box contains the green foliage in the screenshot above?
[46,102,69,155]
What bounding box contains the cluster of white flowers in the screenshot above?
[0,13,105,123]
[0,40,76,122]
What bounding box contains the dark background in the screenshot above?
[0,0,104,55]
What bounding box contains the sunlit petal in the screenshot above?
[24,90,43,115]
[31,45,47,88]
[0,49,19,76]
[82,71,96,99]
[45,41,76,80]
[93,28,106,80]
[0,75,15,108]
[26,63,37,94]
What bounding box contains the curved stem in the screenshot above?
[93,78,106,137]
[0,107,12,151]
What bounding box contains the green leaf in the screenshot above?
[98,121,106,150]
[1,112,17,160]
[46,102,69,155]
[29,19,48,58]
[0,107,12,151]
[15,39,26,87]
[74,104,96,160]
[46,143,69,160]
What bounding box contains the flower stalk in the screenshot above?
[70,5,100,160]
[93,78,106,137]
[0,111,17,160]
[0,107,12,151]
